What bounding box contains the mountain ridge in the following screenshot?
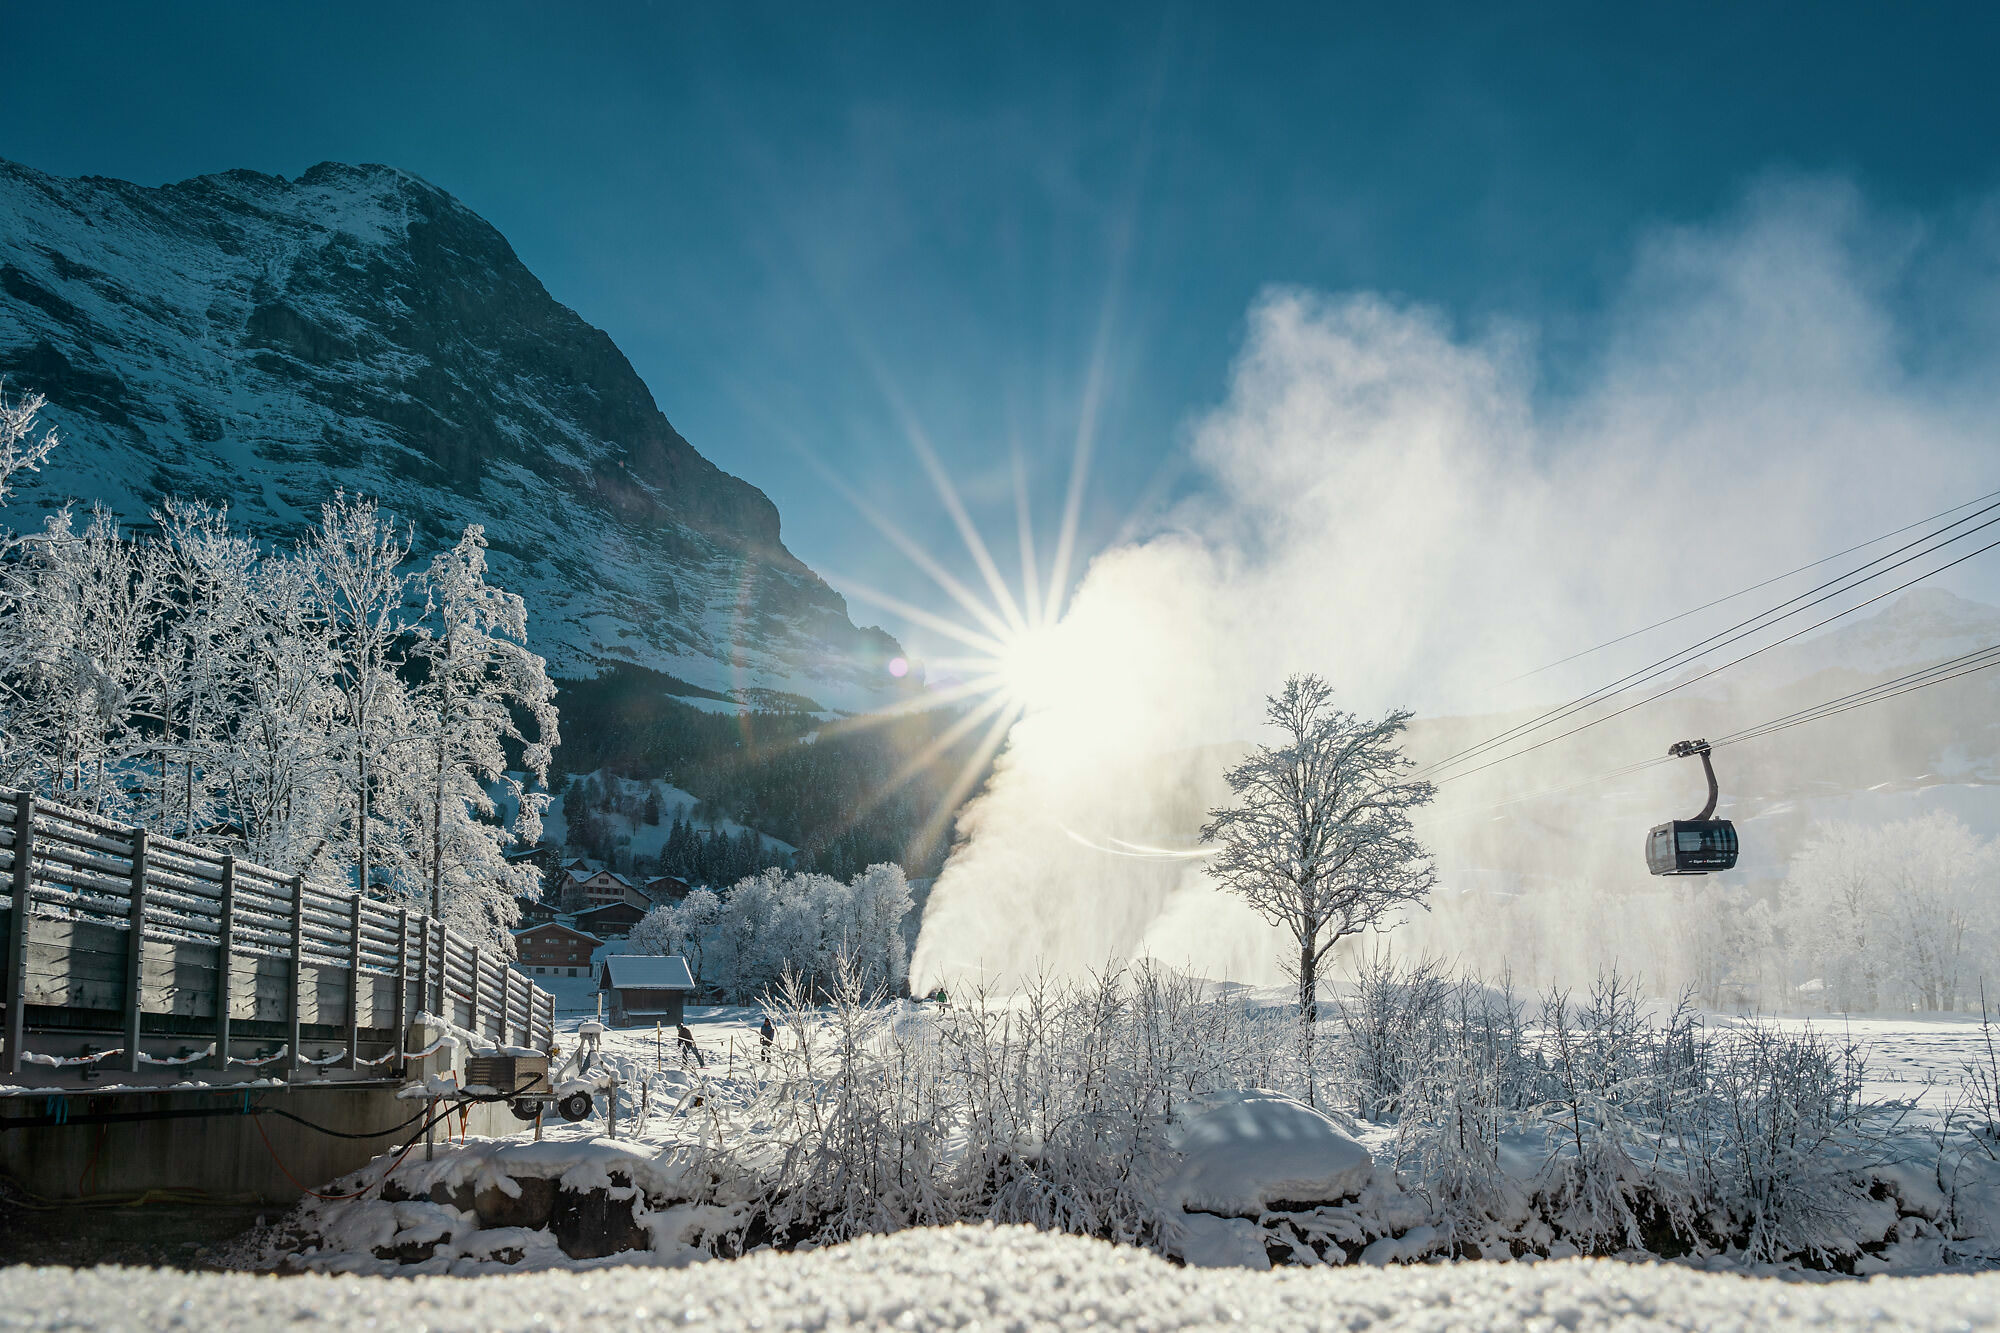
[0,155,903,712]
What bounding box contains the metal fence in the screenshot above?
[0,786,554,1078]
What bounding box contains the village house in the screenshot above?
[572,898,646,940]
[514,893,560,928]
[642,873,692,905]
[512,921,602,978]
[552,858,643,913]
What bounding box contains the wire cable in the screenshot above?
[1420,498,2000,782]
[1434,640,2000,821]
[1505,485,2000,684]
[255,1100,434,1141]
[1713,642,2000,750]
[1430,530,2000,787]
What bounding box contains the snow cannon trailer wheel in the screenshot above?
[507,1098,546,1122]
[557,1091,594,1122]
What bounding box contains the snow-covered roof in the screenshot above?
[566,866,635,887]
[512,922,601,943]
[598,955,695,990]
[574,900,641,918]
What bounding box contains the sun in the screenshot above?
[998,622,1068,709]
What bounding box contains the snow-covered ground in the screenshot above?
[1764,1014,1998,1112]
[4,1224,1998,1332]
[11,1004,1997,1329]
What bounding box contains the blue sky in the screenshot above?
[5,2,1998,654]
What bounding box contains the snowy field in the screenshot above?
[4,1224,1999,1332]
[1766,1014,2000,1112]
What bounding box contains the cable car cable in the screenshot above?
[1415,504,2000,783]
[1420,497,2000,780]
[1434,640,2000,824]
[1711,643,2000,750]
[1426,644,2000,835]
[1504,485,2000,685]
[1428,530,2000,787]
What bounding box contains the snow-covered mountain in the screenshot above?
[0,157,904,711]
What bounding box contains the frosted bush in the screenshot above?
[649,954,1964,1268]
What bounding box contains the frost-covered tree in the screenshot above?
[1201,674,1435,1030]
[406,524,560,946]
[226,548,342,874]
[0,382,59,512]
[136,501,260,839]
[849,862,914,993]
[640,865,913,1002]
[1782,814,1996,1013]
[0,437,561,945]
[1672,882,1777,1011]
[632,886,724,986]
[0,507,156,811]
[305,494,417,897]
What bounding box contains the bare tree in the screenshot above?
[1201,674,1436,1032]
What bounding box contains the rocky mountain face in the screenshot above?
[0,157,903,711]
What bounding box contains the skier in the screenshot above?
[676,1020,704,1068]
[759,1015,775,1059]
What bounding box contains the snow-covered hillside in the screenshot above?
[0,157,904,712]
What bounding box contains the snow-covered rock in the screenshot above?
[1166,1089,1374,1217]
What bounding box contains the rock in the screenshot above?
[550,1184,650,1260]
[1171,1214,1271,1270]
[429,1181,475,1213]
[474,1175,557,1230]
[374,1239,445,1264]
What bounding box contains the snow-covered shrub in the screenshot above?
[1333,951,1452,1122]
[689,961,1303,1252]
[1682,1020,1901,1263]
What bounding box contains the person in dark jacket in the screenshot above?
[759,1016,775,1059]
[676,1021,703,1068]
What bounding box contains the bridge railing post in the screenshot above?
[214,854,235,1072]
[124,827,148,1074]
[394,907,409,1071]
[6,791,33,1076]
[468,944,481,1038]
[345,895,363,1070]
[286,873,305,1077]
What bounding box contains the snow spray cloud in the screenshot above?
[910,178,2000,993]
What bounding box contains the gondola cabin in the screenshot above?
[1645,819,1738,875]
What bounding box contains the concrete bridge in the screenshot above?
[0,787,557,1202]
